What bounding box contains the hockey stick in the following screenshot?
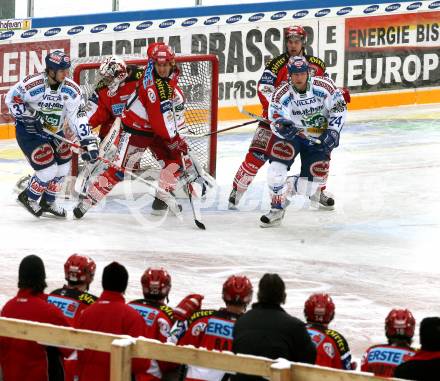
[179,119,258,138]
[42,128,183,217]
[233,89,321,145]
[180,152,206,230]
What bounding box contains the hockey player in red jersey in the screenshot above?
[361,309,416,377]
[304,293,354,371]
[229,26,350,208]
[48,253,98,322]
[129,267,204,381]
[73,43,211,219]
[176,275,253,381]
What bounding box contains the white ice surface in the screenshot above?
[0,103,439,358]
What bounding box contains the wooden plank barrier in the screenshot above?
[0,317,404,381]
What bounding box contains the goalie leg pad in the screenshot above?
[86,166,123,205]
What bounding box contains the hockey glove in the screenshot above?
[272,118,302,141]
[80,136,99,163]
[166,134,189,159]
[319,129,340,155]
[180,153,215,196]
[19,115,45,135]
[173,293,204,321]
[339,87,351,104]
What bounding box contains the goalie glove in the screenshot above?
[173,293,204,321]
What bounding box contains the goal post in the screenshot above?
[70,54,219,178]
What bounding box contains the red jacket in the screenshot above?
[0,289,72,381]
[75,290,150,381]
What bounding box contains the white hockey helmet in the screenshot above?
[99,56,128,94]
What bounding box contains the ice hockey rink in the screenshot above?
[0,103,439,359]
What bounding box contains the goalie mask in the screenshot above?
[99,56,128,96]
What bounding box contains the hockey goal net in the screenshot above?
[70,54,218,178]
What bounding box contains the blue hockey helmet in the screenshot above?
[45,50,71,71]
[287,56,309,75]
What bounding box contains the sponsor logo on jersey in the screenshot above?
[25,78,44,91]
[147,88,156,103]
[191,321,207,336]
[0,31,14,40]
[337,7,352,15]
[385,3,401,12]
[206,318,234,340]
[112,103,124,116]
[67,26,84,35]
[367,346,415,365]
[293,10,309,18]
[21,29,38,38]
[323,342,335,358]
[429,1,440,9]
[78,292,96,305]
[129,304,159,326]
[29,86,44,97]
[249,13,264,22]
[136,21,153,30]
[159,20,175,28]
[56,141,72,160]
[315,9,330,17]
[23,73,40,83]
[226,15,242,24]
[64,79,81,95]
[48,295,80,319]
[314,79,335,95]
[61,87,77,99]
[308,328,326,347]
[31,144,54,166]
[271,11,286,20]
[182,18,198,27]
[294,97,316,107]
[407,2,422,10]
[158,317,171,337]
[114,22,130,32]
[91,24,107,33]
[204,16,220,25]
[44,27,61,36]
[271,141,295,161]
[310,160,329,178]
[364,4,379,13]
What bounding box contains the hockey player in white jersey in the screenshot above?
[5,50,98,218]
[260,56,347,227]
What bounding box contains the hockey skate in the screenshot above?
[260,208,286,228]
[151,196,182,216]
[17,189,42,218]
[310,189,335,210]
[40,196,67,218]
[228,188,244,210]
[73,200,93,219]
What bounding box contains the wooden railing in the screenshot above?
[0,317,403,381]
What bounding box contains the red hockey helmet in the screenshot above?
[304,293,335,324]
[385,309,416,339]
[149,43,175,64]
[285,25,307,42]
[64,254,96,284]
[141,267,171,299]
[222,275,253,305]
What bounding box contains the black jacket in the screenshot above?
[231,302,316,381]
[394,350,440,380]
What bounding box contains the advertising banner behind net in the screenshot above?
[0,3,440,124]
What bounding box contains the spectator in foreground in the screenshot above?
[395,317,440,380]
[232,273,316,381]
[0,255,71,381]
[361,308,416,377]
[75,261,150,381]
